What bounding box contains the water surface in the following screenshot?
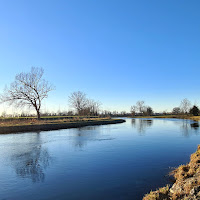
[0,118,200,200]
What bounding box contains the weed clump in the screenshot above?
[143,145,200,200]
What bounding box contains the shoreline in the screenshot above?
[143,145,200,199]
[131,115,200,122]
[141,116,200,199]
[0,119,125,134]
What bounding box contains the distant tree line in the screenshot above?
[68,91,101,116]
[130,101,153,116]
[1,68,200,119]
[172,98,200,116]
[0,67,102,119]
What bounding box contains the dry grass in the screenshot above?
[188,116,200,121]
[133,115,200,121]
[143,145,200,199]
[0,117,112,127]
[133,115,180,119]
[143,186,170,200]
[172,145,200,181]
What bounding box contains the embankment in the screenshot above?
[132,115,200,122]
[143,145,200,200]
[0,119,125,134]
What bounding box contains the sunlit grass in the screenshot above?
[143,145,200,199]
[133,115,200,121]
[0,117,112,127]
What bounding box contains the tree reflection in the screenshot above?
[72,126,100,149]
[180,120,190,137]
[71,126,114,149]
[190,122,199,130]
[131,119,153,134]
[180,120,199,137]
[11,133,51,182]
[131,119,136,128]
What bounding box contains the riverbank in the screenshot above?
[132,115,200,121]
[143,145,200,200]
[0,118,125,134]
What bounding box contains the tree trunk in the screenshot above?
[36,109,41,120]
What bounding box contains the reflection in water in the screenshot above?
[180,120,191,137]
[11,133,51,182]
[72,126,100,149]
[131,118,200,137]
[2,118,200,200]
[180,120,199,137]
[131,119,153,134]
[79,126,99,131]
[72,126,115,149]
[190,122,199,130]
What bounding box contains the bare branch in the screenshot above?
[180,98,191,114]
[0,67,54,119]
[68,91,101,116]
[68,91,88,115]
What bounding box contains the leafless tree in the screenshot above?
[172,107,181,115]
[136,100,145,115]
[145,106,153,116]
[180,98,191,114]
[68,91,102,116]
[86,99,101,116]
[130,105,137,116]
[131,101,153,116]
[0,67,54,119]
[68,91,88,115]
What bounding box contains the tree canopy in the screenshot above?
[0,67,54,119]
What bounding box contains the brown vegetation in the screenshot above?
[0,117,125,134]
[0,117,105,127]
[133,115,200,122]
[143,145,200,200]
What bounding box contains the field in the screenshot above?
[133,115,200,121]
[0,116,125,134]
[0,116,108,127]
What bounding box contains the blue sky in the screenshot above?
[0,0,200,114]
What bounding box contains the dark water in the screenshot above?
[0,118,200,200]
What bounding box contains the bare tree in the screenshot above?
[130,105,137,116]
[136,100,145,115]
[131,101,153,116]
[180,98,191,114]
[68,92,101,116]
[0,67,54,119]
[86,99,101,116]
[145,106,153,116]
[68,91,88,115]
[172,107,181,115]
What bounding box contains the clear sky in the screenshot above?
[0,0,200,114]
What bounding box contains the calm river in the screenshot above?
[0,118,200,200]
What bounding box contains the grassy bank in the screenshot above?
[143,145,200,200]
[136,115,200,199]
[0,117,125,134]
[0,115,99,122]
[132,115,200,121]
[0,116,101,126]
